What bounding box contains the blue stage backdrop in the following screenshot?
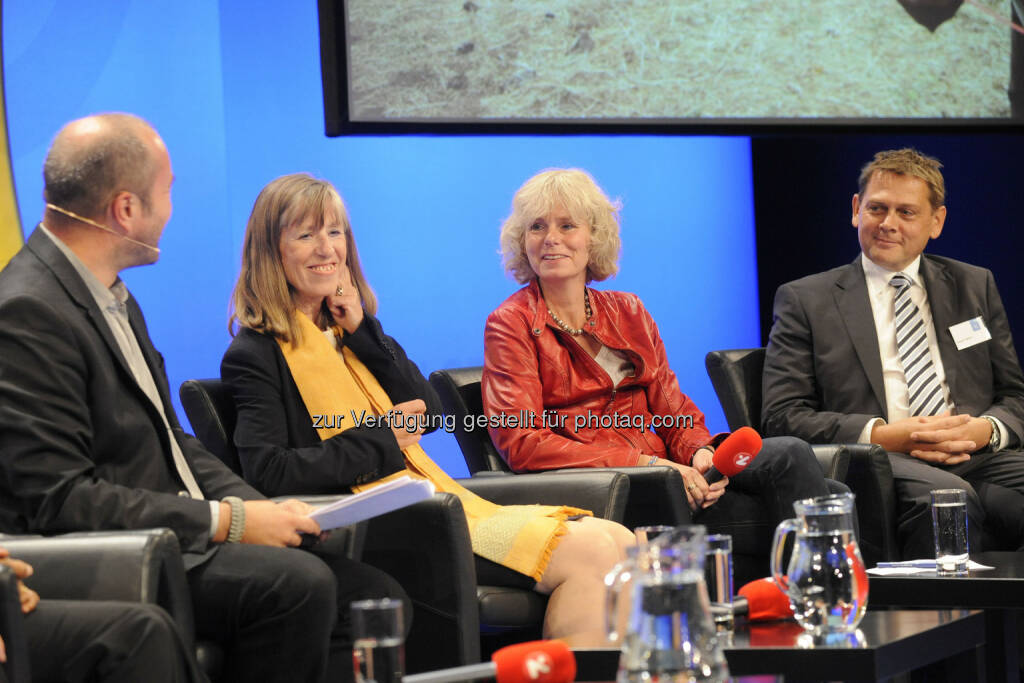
[2,1,758,477]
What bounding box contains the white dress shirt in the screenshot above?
[857,252,1007,449]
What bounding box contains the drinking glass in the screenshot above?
[351,598,404,683]
[931,488,969,575]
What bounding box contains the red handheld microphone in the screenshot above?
[403,640,576,683]
[703,426,762,484]
[737,577,794,622]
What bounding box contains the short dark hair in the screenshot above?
[43,113,158,219]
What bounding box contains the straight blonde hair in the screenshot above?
[230,173,377,343]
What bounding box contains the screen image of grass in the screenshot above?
[347,0,1011,120]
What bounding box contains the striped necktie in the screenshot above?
[890,273,947,417]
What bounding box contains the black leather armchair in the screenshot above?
[429,366,851,586]
[0,528,203,682]
[179,377,244,476]
[180,378,631,668]
[360,472,628,661]
[0,564,28,683]
[429,367,689,530]
[704,348,900,565]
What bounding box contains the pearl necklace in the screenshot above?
[546,289,592,336]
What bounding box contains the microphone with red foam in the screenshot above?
[703,427,763,484]
[403,640,576,683]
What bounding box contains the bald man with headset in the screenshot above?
[0,113,408,682]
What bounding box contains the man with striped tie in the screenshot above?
[762,148,1024,557]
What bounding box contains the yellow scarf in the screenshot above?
[278,312,588,580]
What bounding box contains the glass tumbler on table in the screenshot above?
[351,598,404,683]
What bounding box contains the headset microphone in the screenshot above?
[46,203,161,255]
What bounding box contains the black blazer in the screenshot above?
[0,227,263,558]
[220,315,443,497]
[762,254,1024,447]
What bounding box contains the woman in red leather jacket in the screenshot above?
[482,168,830,537]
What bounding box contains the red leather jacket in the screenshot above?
[482,280,716,472]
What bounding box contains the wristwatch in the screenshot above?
[982,416,1001,452]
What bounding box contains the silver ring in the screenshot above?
[686,484,697,492]
[336,286,344,296]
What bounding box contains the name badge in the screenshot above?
[948,316,991,350]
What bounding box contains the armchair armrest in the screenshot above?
[841,444,899,565]
[361,494,480,672]
[481,467,690,529]
[0,529,195,647]
[811,444,851,481]
[805,444,896,564]
[458,471,629,522]
[0,565,30,683]
[593,466,691,528]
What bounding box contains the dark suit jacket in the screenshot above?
[0,227,263,558]
[762,254,1024,447]
[220,316,443,497]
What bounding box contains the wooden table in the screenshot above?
[574,609,984,682]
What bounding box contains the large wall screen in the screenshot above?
[324,0,1022,134]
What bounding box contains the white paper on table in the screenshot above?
[867,560,995,576]
[310,476,435,530]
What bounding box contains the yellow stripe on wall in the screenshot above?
[0,42,24,269]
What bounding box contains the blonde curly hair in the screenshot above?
[500,168,622,284]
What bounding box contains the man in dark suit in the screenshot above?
[763,148,1024,558]
[0,113,406,682]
